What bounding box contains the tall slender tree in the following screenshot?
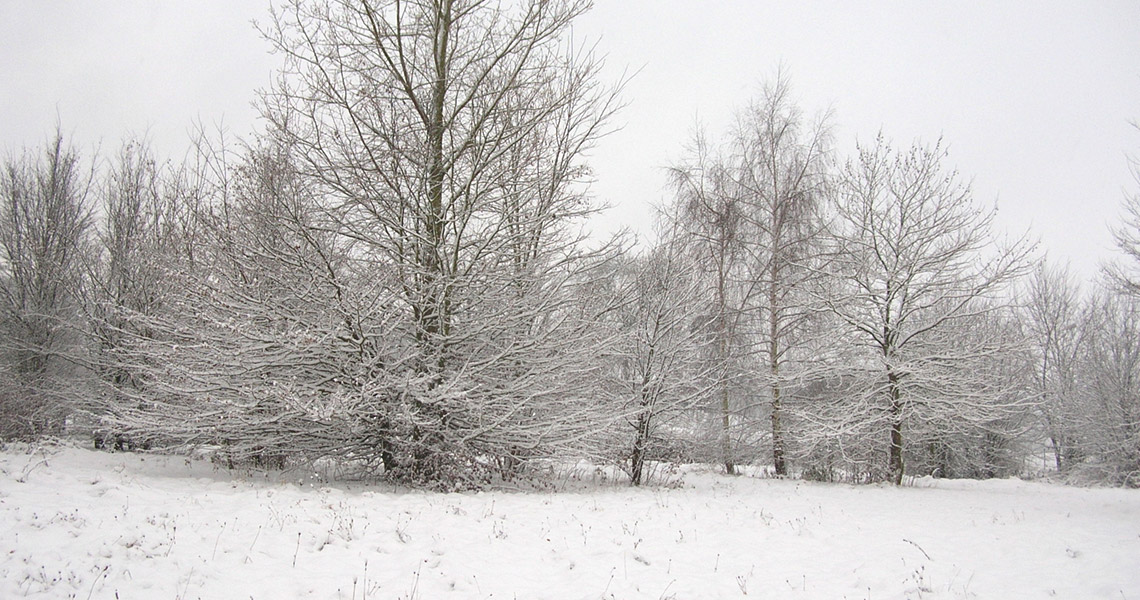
[669,131,748,475]
[727,74,832,475]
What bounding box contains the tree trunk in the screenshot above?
[771,378,785,476]
[1049,431,1065,473]
[769,267,786,476]
[716,252,735,476]
[888,415,904,485]
[417,0,452,378]
[720,383,734,475]
[888,371,904,485]
[630,412,650,486]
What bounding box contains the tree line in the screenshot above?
[1,0,1137,488]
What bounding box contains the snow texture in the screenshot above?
[1,444,1137,599]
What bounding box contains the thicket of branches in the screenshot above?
[1,1,1137,488]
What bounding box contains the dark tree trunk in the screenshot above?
[716,258,735,476]
[631,413,651,486]
[770,325,785,476]
[888,375,905,485]
[771,382,785,476]
[888,416,904,485]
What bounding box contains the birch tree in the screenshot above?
[727,74,832,475]
[667,76,832,475]
[669,132,748,474]
[824,136,1033,484]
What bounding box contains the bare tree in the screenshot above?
[1106,126,1140,296]
[1080,291,1140,486]
[668,130,749,475]
[0,132,95,438]
[909,304,1035,478]
[610,225,716,485]
[83,140,181,420]
[96,135,390,468]
[666,75,833,476]
[726,73,832,475]
[1080,128,1140,485]
[1022,260,1085,472]
[256,0,623,483]
[823,135,1033,484]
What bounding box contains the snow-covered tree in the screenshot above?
[104,139,377,467]
[0,132,95,438]
[1022,260,1086,472]
[822,136,1033,484]
[724,74,832,475]
[610,227,717,485]
[1079,291,1140,486]
[667,74,834,475]
[668,132,752,475]
[1106,126,1140,296]
[82,140,185,434]
[250,0,623,484]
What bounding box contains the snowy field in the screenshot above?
[1,443,1137,599]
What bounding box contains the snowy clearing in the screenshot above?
[1,444,1137,599]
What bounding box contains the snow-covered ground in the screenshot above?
[1,444,1137,599]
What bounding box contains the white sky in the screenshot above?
[2,1,1138,281]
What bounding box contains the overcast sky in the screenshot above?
[2,1,1138,281]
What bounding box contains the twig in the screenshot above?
[85,565,109,600]
[903,538,933,561]
[248,525,262,554]
[601,568,615,597]
[211,521,227,560]
[178,567,194,600]
[407,562,421,600]
[16,450,50,483]
[292,532,301,568]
